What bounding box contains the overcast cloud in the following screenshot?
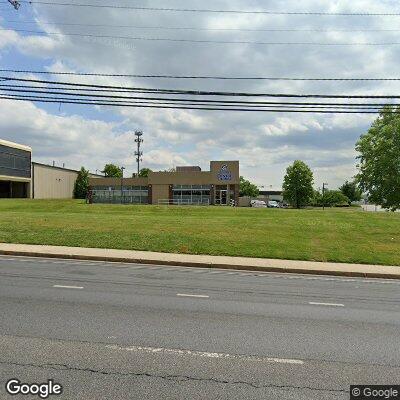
[1,0,399,187]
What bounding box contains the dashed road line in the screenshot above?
[177,293,209,298]
[106,344,305,365]
[309,302,344,307]
[53,285,84,290]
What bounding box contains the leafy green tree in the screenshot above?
[102,164,122,178]
[239,176,259,197]
[324,190,350,207]
[311,189,323,206]
[138,168,152,177]
[73,167,89,199]
[312,189,349,207]
[282,160,314,208]
[356,106,400,210]
[339,180,362,204]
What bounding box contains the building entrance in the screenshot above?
[0,181,28,198]
[215,186,228,205]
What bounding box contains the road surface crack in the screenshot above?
[0,360,347,394]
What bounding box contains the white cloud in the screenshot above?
[1,0,395,186]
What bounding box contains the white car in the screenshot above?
[250,200,267,208]
[268,201,280,208]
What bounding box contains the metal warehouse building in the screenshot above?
[89,161,240,206]
[0,139,100,199]
[0,139,32,198]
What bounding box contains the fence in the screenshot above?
[90,190,148,204]
[158,198,210,206]
[361,204,399,212]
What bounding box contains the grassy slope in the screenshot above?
[0,199,399,265]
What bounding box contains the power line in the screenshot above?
[1,86,399,108]
[3,68,400,81]
[0,91,393,109]
[5,28,400,46]
[1,79,398,111]
[6,20,400,33]
[0,95,391,113]
[19,1,400,16]
[3,76,400,99]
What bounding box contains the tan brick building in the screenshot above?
[89,161,240,206]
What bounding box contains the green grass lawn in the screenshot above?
[0,199,399,265]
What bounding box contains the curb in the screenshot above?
[1,248,400,280]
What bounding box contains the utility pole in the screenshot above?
[134,130,143,176]
[322,182,328,210]
[8,0,20,9]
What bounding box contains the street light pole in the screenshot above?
[322,182,328,210]
[120,166,125,204]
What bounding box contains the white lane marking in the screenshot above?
[177,293,209,298]
[106,344,304,365]
[309,302,344,307]
[53,285,84,290]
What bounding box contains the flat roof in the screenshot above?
[33,162,103,177]
[0,139,32,152]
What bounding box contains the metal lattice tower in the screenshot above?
[134,130,143,176]
[7,0,20,9]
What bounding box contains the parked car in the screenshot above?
[268,200,280,208]
[250,200,267,208]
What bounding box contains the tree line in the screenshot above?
[240,106,400,210]
[73,165,152,199]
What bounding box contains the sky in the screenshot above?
[0,0,399,189]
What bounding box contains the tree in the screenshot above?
[311,189,323,207]
[323,190,350,207]
[282,160,314,208]
[102,164,122,178]
[356,106,400,210]
[339,180,362,204]
[73,167,89,199]
[239,176,259,197]
[138,168,152,177]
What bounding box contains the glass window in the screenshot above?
[173,190,182,198]
[181,190,192,201]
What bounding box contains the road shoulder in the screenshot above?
[0,242,399,279]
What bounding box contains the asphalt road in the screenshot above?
[1,255,400,399]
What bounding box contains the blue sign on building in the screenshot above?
[217,164,232,181]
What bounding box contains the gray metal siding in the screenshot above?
[0,144,31,178]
